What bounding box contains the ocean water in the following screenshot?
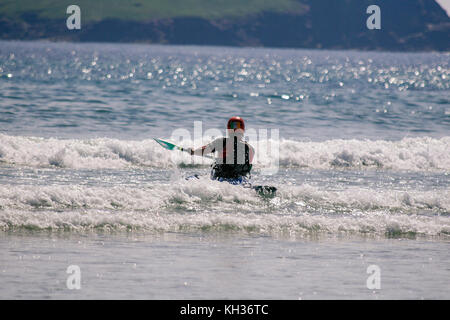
[0,41,449,299]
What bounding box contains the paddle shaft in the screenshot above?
[154,138,213,159]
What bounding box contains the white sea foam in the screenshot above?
[0,179,448,236]
[273,137,450,171]
[1,134,449,172]
[0,134,181,169]
[1,206,448,237]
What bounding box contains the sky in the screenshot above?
[436,0,450,16]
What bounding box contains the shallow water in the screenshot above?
[0,41,449,299]
[1,232,449,299]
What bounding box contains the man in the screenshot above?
[187,117,255,183]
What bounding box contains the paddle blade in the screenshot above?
[252,185,277,197]
[153,138,214,159]
[154,138,179,151]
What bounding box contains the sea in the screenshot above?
[0,40,449,299]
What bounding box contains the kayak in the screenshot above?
[186,174,277,197]
[154,138,277,197]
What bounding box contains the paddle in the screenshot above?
[154,138,214,159]
[251,185,277,197]
[154,138,277,197]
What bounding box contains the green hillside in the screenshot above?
[1,0,447,51]
[0,0,306,21]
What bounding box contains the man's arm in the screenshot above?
[187,138,221,157]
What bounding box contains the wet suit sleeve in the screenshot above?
[192,138,223,157]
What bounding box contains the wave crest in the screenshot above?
[1,134,449,171]
[0,181,448,236]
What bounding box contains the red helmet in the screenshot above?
[227,116,245,131]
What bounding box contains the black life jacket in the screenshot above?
[211,137,252,179]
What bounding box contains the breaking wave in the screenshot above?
[0,134,449,172]
[0,178,448,236]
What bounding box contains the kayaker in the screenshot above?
[186,117,255,182]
